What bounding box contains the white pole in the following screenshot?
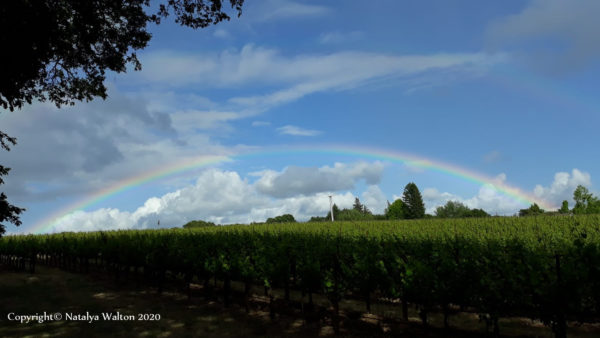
[329,195,334,222]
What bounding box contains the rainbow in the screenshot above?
[29,145,555,234]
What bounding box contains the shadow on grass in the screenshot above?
[2,265,600,337]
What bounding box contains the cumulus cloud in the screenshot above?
[361,185,388,214]
[533,169,592,205]
[0,87,238,204]
[422,185,523,216]
[253,161,384,198]
[486,0,600,74]
[276,125,321,136]
[48,168,361,232]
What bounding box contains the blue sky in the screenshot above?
[2,0,599,233]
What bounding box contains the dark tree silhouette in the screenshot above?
[0,132,25,236]
[0,0,244,111]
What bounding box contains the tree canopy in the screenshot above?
[0,0,244,111]
[266,214,296,224]
[435,200,490,218]
[183,220,216,228]
[572,185,600,215]
[518,203,545,217]
[402,182,425,219]
[385,199,405,220]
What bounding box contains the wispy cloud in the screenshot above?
[486,0,600,74]
[247,0,329,22]
[276,125,321,136]
[251,121,271,127]
[318,31,364,44]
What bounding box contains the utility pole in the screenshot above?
[329,195,334,222]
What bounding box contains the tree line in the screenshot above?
[184,183,600,228]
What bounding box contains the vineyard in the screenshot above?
[2,215,600,337]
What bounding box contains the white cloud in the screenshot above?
[422,185,522,216]
[483,150,503,163]
[213,29,231,39]
[251,121,271,127]
[276,125,321,136]
[247,0,329,22]
[361,185,387,214]
[0,87,239,204]
[318,31,364,44]
[47,168,363,232]
[133,45,506,114]
[254,161,384,198]
[486,0,600,73]
[533,169,592,205]
[170,110,243,132]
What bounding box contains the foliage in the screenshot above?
[385,199,405,220]
[519,203,545,217]
[0,0,244,111]
[352,197,364,212]
[325,204,341,221]
[558,200,570,214]
[3,215,600,335]
[435,201,490,218]
[183,220,216,228]
[266,214,296,224]
[334,209,375,221]
[401,182,425,219]
[573,185,600,215]
[0,132,25,236]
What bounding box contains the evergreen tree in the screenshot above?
[402,182,425,219]
[353,197,364,212]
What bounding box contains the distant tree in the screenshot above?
[467,208,490,218]
[266,214,296,224]
[402,182,425,219]
[572,185,600,214]
[385,199,405,220]
[558,200,570,214]
[326,204,340,221]
[435,201,470,218]
[519,203,545,217]
[0,132,25,236]
[183,220,216,228]
[362,204,372,215]
[435,201,490,218]
[353,198,364,212]
[335,208,375,221]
